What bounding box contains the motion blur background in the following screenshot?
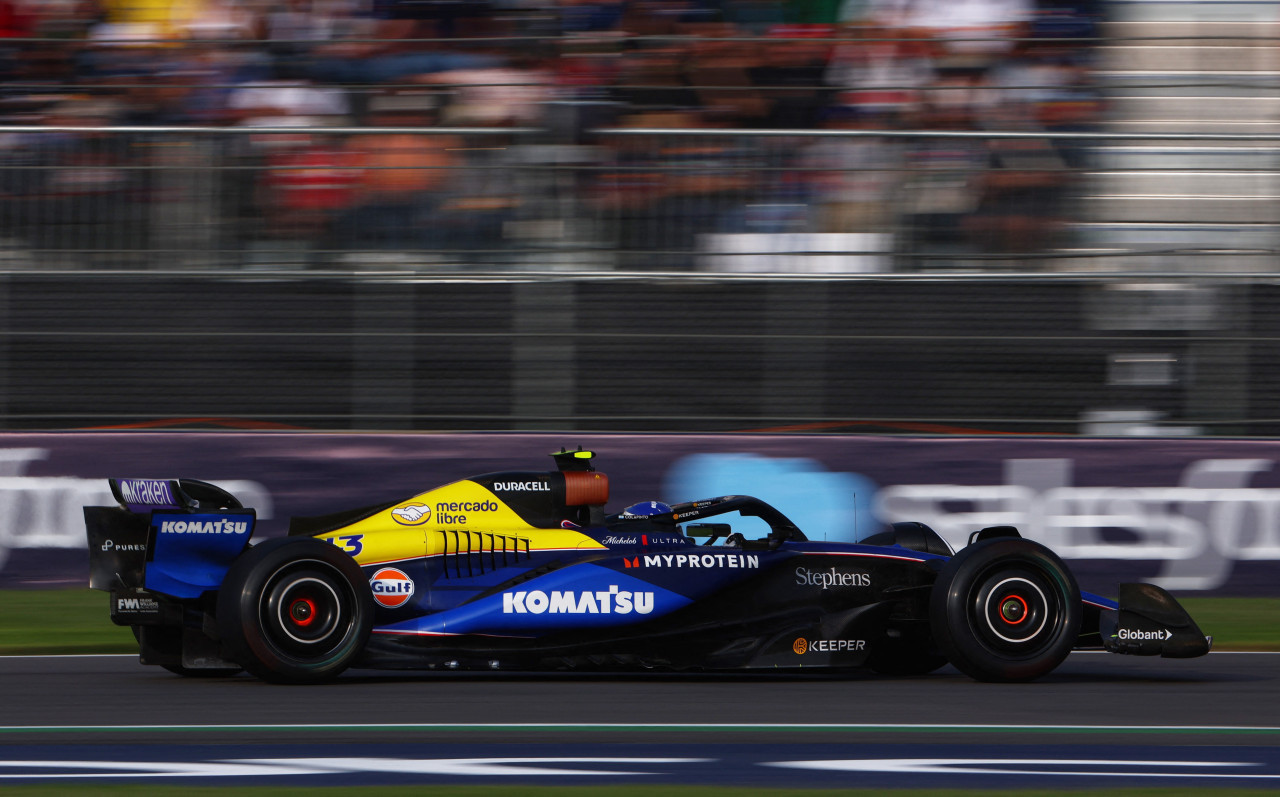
[0,0,1277,434]
[4,0,1280,599]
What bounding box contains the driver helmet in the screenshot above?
[619,500,672,519]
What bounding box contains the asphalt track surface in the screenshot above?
[1,652,1277,788]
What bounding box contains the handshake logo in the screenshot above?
[392,504,432,525]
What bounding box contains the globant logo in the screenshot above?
[370,568,415,608]
[1117,627,1172,641]
[503,586,654,615]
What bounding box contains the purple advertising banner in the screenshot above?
[3,432,1279,596]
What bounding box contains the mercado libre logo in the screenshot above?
[391,504,431,526]
[370,568,415,608]
[793,638,808,655]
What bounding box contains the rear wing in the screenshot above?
[86,478,255,602]
[109,478,244,513]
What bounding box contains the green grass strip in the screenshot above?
[0,589,134,654]
[1,590,1277,656]
[1177,598,1280,650]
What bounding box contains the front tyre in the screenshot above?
[930,538,1081,682]
[217,537,372,684]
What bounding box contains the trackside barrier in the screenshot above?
[5,432,1279,596]
[0,273,1270,436]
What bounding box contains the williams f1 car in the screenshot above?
[85,449,1211,683]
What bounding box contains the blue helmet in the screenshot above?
[620,500,672,519]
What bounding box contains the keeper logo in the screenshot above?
[792,637,866,654]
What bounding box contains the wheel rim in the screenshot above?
[970,566,1060,653]
[260,563,352,655]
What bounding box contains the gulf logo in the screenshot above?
[370,568,415,608]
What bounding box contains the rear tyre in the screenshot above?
[930,538,1081,682]
[217,537,372,684]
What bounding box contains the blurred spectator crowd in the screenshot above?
[0,0,1102,269]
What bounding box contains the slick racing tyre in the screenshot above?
[929,538,1081,682]
[217,537,373,684]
